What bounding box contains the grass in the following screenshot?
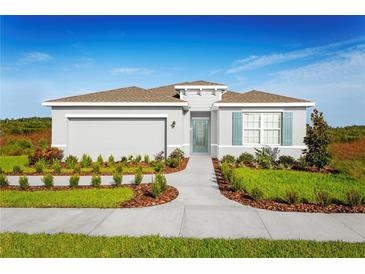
[0,233,364,258]
[0,155,29,172]
[234,167,365,204]
[0,187,134,208]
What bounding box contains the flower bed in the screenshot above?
[213,159,365,213]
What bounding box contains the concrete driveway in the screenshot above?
[1,156,365,242]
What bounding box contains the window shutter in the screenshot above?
[232,112,242,145]
[282,112,293,146]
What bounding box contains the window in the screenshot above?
[263,113,281,145]
[243,113,281,145]
[243,113,261,144]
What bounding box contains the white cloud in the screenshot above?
[226,37,365,73]
[22,52,52,63]
[110,67,153,75]
[74,58,94,68]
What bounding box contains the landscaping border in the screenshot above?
[0,184,178,208]
[4,158,189,176]
[212,159,365,213]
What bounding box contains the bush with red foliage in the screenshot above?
[29,147,63,165]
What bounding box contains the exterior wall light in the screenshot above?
[171,121,176,128]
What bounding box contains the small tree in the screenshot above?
[303,108,330,169]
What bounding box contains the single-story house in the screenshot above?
[42,80,315,159]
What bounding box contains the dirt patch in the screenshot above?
[212,159,365,213]
[0,184,178,208]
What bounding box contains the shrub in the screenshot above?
[92,162,101,174]
[121,156,128,165]
[35,159,46,173]
[144,154,150,164]
[42,174,54,188]
[285,189,300,204]
[292,156,308,171]
[37,138,49,150]
[29,147,63,165]
[165,156,180,168]
[134,167,143,185]
[73,163,81,173]
[237,153,255,166]
[19,176,29,190]
[151,173,168,198]
[115,163,123,174]
[91,174,102,187]
[154,151,164,161]
[0,167,3,174]
[112,172,123,186]
[0,174,9,187]
[12,165,23,174]
[108,155,115,167]
[346,189,363,206]
[315,190,332,206]
[127,155,133,163]
[229,172,245,192]
[249,187,264,201]
[153,161,165,172]
[69,174,80,187]
[170,148,184,159]
[255,146,279,169]
[65,155,78,169]
[134,155,142,164]
[220,162,233,181]
[278,155,295,168]
[221,155,235,164]
[303,108,331,169]
[52,159,61,173]
[80,154,92,168]
[97,155,104,165]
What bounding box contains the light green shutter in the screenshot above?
[232,112,242,145]
[282,112,293,146]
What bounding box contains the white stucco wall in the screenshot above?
[216,107,307,159]
[51,106,189,158]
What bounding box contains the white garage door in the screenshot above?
[68,118,165,159]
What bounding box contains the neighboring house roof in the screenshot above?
[43,80,313,105]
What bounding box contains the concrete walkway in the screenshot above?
[1,156,364,242]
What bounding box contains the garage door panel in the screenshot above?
[68,118,165,159]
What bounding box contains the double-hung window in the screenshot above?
[243,112,281,145]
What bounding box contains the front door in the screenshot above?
[192,119,209,153]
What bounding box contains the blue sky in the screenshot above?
[1,16,364,126]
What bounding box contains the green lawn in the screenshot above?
[0,233,364,257]
[0,155,29,172]
[0,187,134,208]
[234,167,365,204]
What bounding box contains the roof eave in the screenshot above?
[42,101,189,107]
[212,102,316,107]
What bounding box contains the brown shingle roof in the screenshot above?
[45,86,184,103]
[220,90,311,103]
[45,81,311,104]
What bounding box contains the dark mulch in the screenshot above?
[5,158,189,176]
[121,184,178,208]
[212,159,365,213]
[0,184,179,208]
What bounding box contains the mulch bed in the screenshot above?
[212,159,365,213]
[0,184,179,208]
[5,158,189,176]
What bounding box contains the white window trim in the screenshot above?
[242,112,282,146]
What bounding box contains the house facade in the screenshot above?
[42,80,315,159]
